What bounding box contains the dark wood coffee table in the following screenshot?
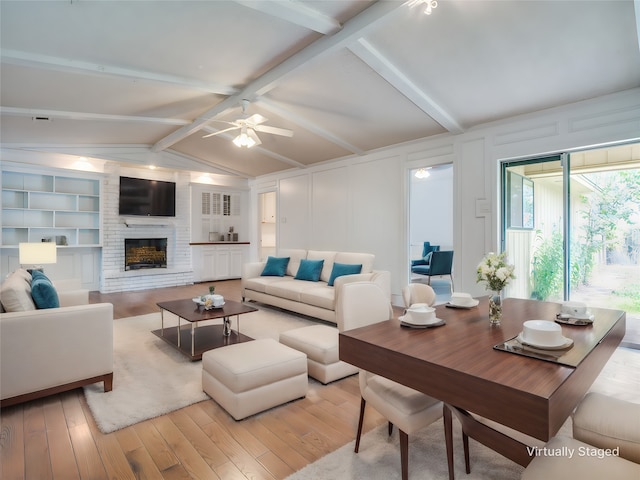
[152,299,258,361]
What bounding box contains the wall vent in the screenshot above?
[32,116,52,122]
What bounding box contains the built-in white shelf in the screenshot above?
[1,170,101,247]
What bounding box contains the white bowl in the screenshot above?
[450,292,476,307]
[561,301,587,317]
[522,320,565,347]
[405,305,437,325]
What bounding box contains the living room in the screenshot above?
[1,1,640,479]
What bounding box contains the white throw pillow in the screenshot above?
[0,269,36,312]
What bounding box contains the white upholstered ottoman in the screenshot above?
[202,338,308,420]
[279,325,358,384]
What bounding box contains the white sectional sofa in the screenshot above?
[0,270,114,407]
[241,249,390,324]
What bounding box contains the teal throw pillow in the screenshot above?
[423,251,433,264]
[328,263,363,286]
[261,256,290,277]
[294,259,324,282]
[30,270,60,309]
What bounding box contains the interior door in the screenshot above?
[259,191,276,260]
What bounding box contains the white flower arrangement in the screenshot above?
[476,251,516,292]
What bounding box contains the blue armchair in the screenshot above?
[411,250,454,292]
[410,242,440,268]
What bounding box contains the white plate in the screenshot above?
[516,333,573,350]
[557,312,594,321]
[400,318,445,329]
[446,299,479,309]
[399,315,444,327]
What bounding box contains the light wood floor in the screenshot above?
[1,280,637,479]
[1,280,387,480]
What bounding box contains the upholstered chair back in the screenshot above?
[402,283,436,308]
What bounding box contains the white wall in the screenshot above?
[250,88,640,304]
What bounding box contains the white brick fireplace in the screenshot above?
[100,165,193,293]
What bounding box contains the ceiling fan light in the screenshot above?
[233,128,256,148]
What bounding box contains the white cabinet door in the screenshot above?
[192,246,217,282]
[215,248,230,279]
[229,247,244,278]
[192,244,246,281]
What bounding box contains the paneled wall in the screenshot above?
[250,88,640,304]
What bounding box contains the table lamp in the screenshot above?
[19,242,57,272]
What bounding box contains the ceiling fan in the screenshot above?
[202,99,293,148]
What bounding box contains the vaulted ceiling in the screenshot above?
[1,0,639,178]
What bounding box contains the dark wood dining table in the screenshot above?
[339,297,625,473]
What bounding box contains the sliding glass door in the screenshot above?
[502,144,640,346]
[502,155,564,301]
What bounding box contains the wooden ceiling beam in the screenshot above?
[235,1,342,35]
[348,39,464,134]
[257,98,364,155]
[1,106,191,126]
[1,49,236,96]
[152,0,407,153]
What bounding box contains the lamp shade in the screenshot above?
[19,242,57,265]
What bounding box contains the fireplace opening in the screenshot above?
[125,238,167,270]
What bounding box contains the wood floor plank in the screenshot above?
[242,417,311,472]
[256,411,325,463]
[68,423,108,480]
[284,402,352,446]
[168,408,230,470]
[133,420,181,472]
[257,450,296,480]
[198,413,277,480]
[182,400,214,427]
[94,432,137,480]
[213,461,249,480]
[115,425,145,454]
[152,414,220,479]
[199,402,271,459]
[1,405,25,480]
[24,400,53,480]
[43,398,81,480]
[124,445,165,480]
[60,390,88,430]
[159,462,193,480]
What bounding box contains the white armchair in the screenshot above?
[522,392,640,479]
[337,281,446,480]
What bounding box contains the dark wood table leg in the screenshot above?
[444,404,455,480]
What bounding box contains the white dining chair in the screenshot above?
[337,281,447,480]
[402,283,437,308]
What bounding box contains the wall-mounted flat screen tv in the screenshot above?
[119,176,176,217]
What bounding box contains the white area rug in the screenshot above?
[83,306,318,433]
[286,419,529,480]
[285,347,639,480]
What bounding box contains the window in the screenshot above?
[506,171,534,229]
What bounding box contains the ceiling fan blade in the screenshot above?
[247,128,262,146]
[202,126,240,138]
[245,113,267,125]
[254,124,294,137]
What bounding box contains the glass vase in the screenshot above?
[489,291,503,326]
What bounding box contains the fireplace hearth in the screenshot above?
[125,238,167,270]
